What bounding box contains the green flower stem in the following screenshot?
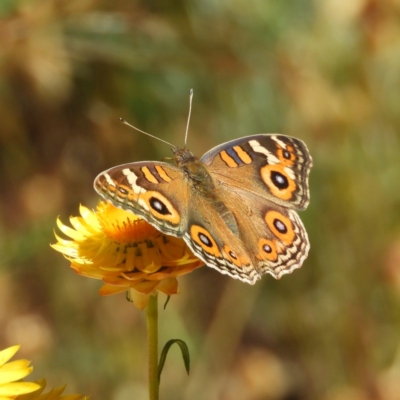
[146,294,159,400]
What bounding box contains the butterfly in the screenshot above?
[94,130,312,285]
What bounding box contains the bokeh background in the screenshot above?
[1,0,400,399]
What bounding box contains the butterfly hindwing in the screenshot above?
[215,186,310,280]
[183,193,261,284]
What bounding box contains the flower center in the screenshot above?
[97,202,160,243]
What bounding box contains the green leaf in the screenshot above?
[158,339,190,383]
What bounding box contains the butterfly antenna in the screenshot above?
[184,88,193,149]
[119,118,174,147]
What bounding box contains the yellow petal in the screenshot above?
[52,232,77,248]
[56,218,86,241]
[0,382,40,396]
[157,236,185,258]
[134,250,146,272]
[1,359,31,371]
[102,276,131,287]
[43,384,66,397]
[51,243,78,258]
[145,272,171,281]
[0,366,33,385]
[0,346,20,367]
[142,246,161,273]
[125,247,136,272]
[80,204,102,229]
[133,281,159,294]
[120,272,147,281]
[79,204,97,223]
[100,284,130,296]
[157,277,179,295]
[128,290,151,310]
[69,216,95,236]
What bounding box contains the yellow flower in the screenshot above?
[16,379,88,400]
[0,345,40,400]
[52,202,203,309]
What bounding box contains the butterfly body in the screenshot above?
[94,134,312,284]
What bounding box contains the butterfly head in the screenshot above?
[172,146,197,168]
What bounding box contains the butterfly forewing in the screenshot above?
[201,134,312,210]
[94,162,189,236]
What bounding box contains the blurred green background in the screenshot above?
[1,0,400,399]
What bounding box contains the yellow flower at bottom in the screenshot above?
[52,202,203,309]
[16,379,88,400]
[0,345,40,400]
